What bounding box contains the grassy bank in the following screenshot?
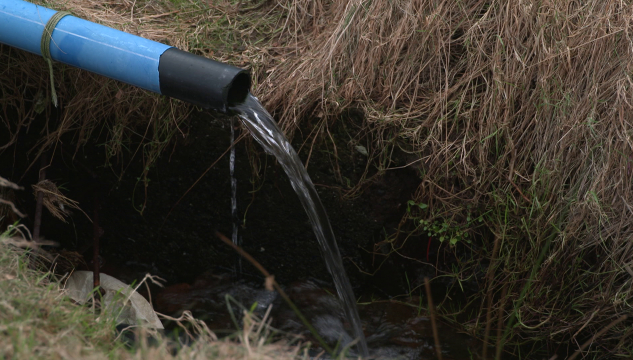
[0,228,310,359]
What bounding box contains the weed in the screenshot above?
[407,200,484,246]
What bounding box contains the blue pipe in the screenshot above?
[0,0,250,112]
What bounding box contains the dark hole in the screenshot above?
[227,71,251,106]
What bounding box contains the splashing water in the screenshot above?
[231,94,369,357]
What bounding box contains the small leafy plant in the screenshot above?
[407,200,484,246]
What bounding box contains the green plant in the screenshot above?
[407,200,484,246]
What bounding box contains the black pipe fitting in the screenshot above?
[158,48,251,112]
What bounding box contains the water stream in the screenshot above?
[231,94,369,357]
[229,117,242,275]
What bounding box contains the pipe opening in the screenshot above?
[227,72,251,107]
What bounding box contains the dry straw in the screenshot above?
[260,0,633,356]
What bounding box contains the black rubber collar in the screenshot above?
[158,48,251,112]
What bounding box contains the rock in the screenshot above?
[65,271,163,329]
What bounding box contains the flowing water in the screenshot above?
[231,94,369,357]
[229,118,242,275]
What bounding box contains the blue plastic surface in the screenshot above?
[0,0,171,93]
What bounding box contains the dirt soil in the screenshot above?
[0,109,423,296]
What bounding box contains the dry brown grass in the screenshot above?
[258,0,633,357]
